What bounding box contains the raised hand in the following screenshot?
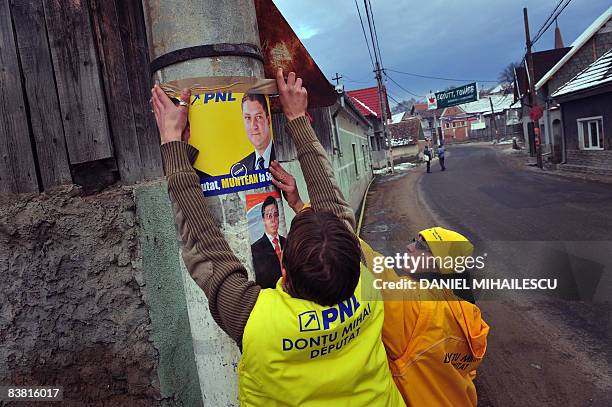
[275,68,308,122]
[269,160,304,213]
[151,85,191,145]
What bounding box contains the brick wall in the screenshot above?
[566,150,612,169]
[548,29,612,93]
[442,124,469,142]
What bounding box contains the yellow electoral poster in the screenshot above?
[188,91,276,196]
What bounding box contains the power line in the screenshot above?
[342,73,375,84]
[533,0,566,41]
[385,68,498,83]
[363,0,381,69]
[386,92,403,106]
[384,72,426,98]
[532,0,573,45]
[354,0,375,70]
[367,0,384,69]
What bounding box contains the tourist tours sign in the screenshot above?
[427,83,478,110]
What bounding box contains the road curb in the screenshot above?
[356,175,376,237]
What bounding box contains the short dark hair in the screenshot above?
[282,209,361,306]
[261,195,278,218]
[241,93,269,117]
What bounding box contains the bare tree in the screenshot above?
[499,62,522,84]
[391,97,418,114]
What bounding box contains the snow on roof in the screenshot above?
[391,112,405,123]
[536,6,612,90]
[350,96,378,117]
[488,83,507,94]
[346,86,391,118]
[458,94,515,114]
[552,49,612,98]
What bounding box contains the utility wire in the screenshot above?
[367,0,385,69]
[532,0,573,44]
[363,0,381,70]
[533,0,566,41]
[387,92,403,106]
[354,0,375,70]
[385,68,498,83]
[341,73,376,84]
[384,72,425,98]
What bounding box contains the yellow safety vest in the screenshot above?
[238,266,405,407]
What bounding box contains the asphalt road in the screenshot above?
[360,144,612,406]
[420,145,612,241]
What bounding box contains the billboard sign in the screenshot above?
[428,83,478,110]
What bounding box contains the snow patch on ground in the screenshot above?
[373,162,418,175]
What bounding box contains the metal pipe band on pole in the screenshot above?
[143,0,264,81]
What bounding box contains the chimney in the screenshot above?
[554,19,565,49]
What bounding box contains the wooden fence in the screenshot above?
[1,0,161,194]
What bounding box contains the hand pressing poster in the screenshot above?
[188,91,276,196]
[246,191,287,289]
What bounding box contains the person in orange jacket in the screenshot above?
[360,230,489,407]
[270,162,489,407]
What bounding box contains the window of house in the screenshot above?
[577,117,604,150]
[445,123,450,128]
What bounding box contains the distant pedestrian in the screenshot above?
[424,145,432,173]
[438,144,446,171]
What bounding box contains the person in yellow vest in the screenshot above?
[271,156,489,406]
[152,69,404,406]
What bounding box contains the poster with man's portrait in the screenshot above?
[188,92,276,196]
[246,191,287,289]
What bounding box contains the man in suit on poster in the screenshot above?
[251,195,285,288]
[231,93,276,177]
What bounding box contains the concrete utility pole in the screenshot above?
[523,7,543,168]
[142,1,264,404]
[363,0,393,173]
[375,61,393,173]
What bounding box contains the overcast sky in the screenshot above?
[274,0,610,105]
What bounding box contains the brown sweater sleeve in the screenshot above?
[285,116,357,232]
[161,141,260,347]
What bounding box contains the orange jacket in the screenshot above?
[360,239,489,407]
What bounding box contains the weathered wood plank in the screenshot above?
[11,0,71,189]
[88,0,143,183]
[0,0,38,193]
[271,112,297,162]
[271,107,333,161]
[310,107,333,155]
[42,0,113,165]
[116,0,162,180]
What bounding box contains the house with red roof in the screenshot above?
[346,86,392,169]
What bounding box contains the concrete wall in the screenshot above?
[331,111,373,210]
[0,185,166,406]
[392,144,419,164]
[547,25,612,94]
